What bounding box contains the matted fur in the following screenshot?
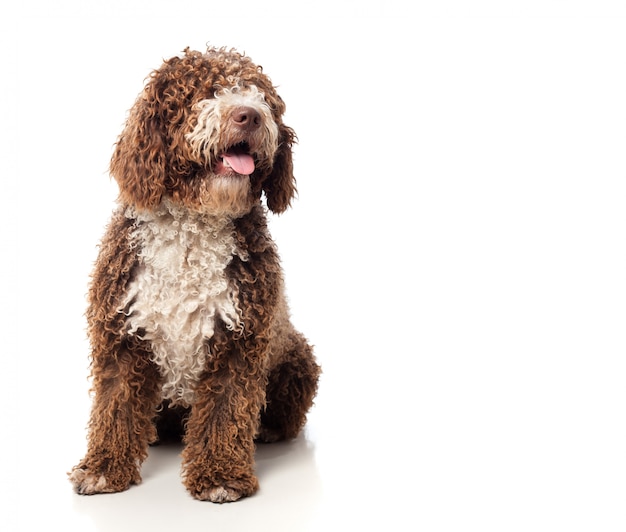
[69,47,320,503]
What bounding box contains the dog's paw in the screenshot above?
[196,486,244,503]
[68,462,140,495]
[186,474,259,503]
[68,467,113,495]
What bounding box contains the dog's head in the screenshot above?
[110,47,297,216]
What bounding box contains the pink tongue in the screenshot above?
[222,153,255,175]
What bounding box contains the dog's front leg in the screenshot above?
[69,344,161,495]
[182,331,266,503]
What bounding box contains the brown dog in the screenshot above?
[69,47,320,503]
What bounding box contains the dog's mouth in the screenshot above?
[215,142,255,176]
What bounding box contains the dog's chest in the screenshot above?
[122,204,245,405]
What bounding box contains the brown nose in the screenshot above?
[231,106,261,131]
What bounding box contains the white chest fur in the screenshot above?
[121,202,246,406]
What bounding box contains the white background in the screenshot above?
[2,1,626,530]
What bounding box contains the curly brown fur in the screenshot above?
[69,47,320,502]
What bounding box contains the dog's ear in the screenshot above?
[110,91,168,210]
[263,124,297,214]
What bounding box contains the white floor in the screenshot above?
[4,3,626,531]
[65,437,326,532]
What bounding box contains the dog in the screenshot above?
[69,47,320,503]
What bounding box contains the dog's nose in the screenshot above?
[231,107,261,132]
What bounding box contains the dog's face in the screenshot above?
[110,47,297,216]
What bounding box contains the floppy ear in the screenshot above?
[109,93,168,210]
[263,124,297,214]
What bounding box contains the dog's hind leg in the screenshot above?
[258,330,320,443]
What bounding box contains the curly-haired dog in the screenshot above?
[69,47,320,503]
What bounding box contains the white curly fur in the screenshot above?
[186,84,279,164]
[120,199,247,405]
